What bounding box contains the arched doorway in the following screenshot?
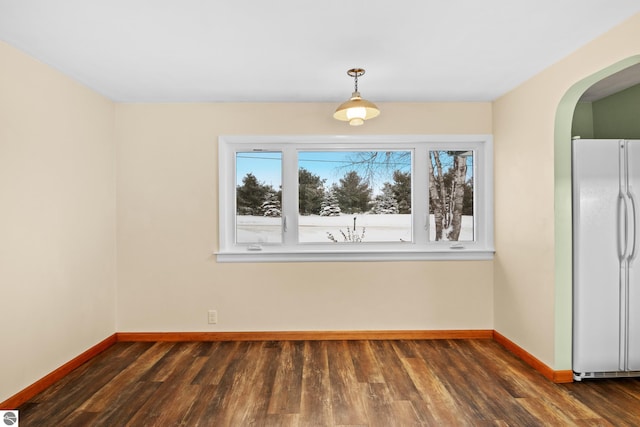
[553,55,640,370]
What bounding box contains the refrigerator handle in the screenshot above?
[629,190,637,261]
[619,193,629,261]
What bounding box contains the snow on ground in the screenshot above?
[236,214,473,244]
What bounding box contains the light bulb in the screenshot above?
[346,107,366,121]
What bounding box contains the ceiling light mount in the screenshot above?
[334,68,380,126]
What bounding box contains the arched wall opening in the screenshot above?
[553,55,640,370]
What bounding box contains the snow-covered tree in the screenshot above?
[371,183,399,214]
[372,194,399,214]
[320,189,341,216]
[237,173,272,215]
[261,190,281,217]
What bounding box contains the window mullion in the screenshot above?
[413,145,429,244]
[281,145,298,246]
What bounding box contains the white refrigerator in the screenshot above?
[572,138,640,380]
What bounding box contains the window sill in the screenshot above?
[215,248,495,263]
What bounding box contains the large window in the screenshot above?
[218,135,493,262]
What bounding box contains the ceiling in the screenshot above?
[1,1,639,103]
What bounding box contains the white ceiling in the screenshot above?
[1,1,639,103]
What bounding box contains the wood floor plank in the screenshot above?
[138,342,198,382]
[19,342,155,426]
[233,342,281,425]
[350,341,385,384]
[75,341,173,412]
[124,381,199,427]
[174,383,218,427]
[58,409,99,427]
[177,343,255,425]
[465,340,603,422]
[299,340,333,426]
[190,341,245,385]
[263,413,301,426]
[368,340,435,425]
[389,400,423,427]
[86,381,162,426]
[206,341,280,426]
[205,341,263,426]
[361,382,418,427]
[327,340,369,426]
[562,379,640,426]
[367,340,422,401]
[267,340,304,415]
[426,340,543,424]
[515,396,583,426]
[401,354,473,425]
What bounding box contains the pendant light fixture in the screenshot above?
[333,68,380,126]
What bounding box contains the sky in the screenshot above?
[235,150,471,195]
[236,151,411,194]
[236,151,283,189]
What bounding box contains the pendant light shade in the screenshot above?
[333,68,380,126]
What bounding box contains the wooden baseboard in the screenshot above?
[493,331,573,383]
[116,329,494,342]
[0,334,118,409]
[1,328,573,408]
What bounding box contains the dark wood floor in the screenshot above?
[17,339,640,426]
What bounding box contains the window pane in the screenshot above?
[428,150,474,241]
[235,152,282,243]
[298,151,412,243]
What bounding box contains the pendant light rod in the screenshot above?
[348,68,365,93]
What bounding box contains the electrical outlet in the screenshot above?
[207,310,218,324]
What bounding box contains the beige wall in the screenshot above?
[0,41,116,402]
[493,13,640,370]
[115,102,494,332]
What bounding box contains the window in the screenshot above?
[218,135,493,262]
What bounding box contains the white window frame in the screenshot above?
[217,134,494,262]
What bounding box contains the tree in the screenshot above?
[446,154,467,241]
[298,168,325,215]
[428,152,446,240]
[236,173,272,215]
[261,190,281,217]
[429,151,470,241]
[333,171,372,214]
[320,189,341,216]
[463,177,474,216]
[390,170,411,214]
[371,183,399,214]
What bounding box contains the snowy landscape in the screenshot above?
[236,214,473,244]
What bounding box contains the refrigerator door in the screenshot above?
[573,139,623,374]
[626,140,640,370]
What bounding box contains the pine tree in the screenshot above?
[320,189,341,216]
[236,173,272,215]
[372,183,399,214]
[391,170,411,214]
[299,168,325,215]
[261,190,281,217]
[333,171,371,214]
